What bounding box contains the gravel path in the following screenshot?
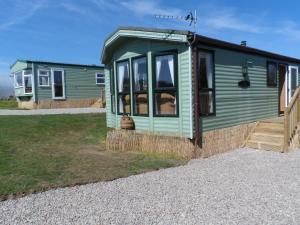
[0,108,106,116]
[1,148,300,225]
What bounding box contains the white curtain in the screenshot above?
[156,57,162,87]
[134,59,139,89]
[118,62,125,92]
[205,53,213,89]
[167,55,174,85]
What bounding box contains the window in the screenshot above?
[198,50,215,116]
[14,71,23,87]
[117,60,130,114]
[38,69,50,86]
[132,56,148,116]
[153,52,178,116]
[23,69,33,94]
[110,66,116,114]
[267,61,277,87]
[96,73,105,85]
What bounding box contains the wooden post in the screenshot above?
[283,108,289,152]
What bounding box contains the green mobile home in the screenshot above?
[102,27,300,156]
[10,60,105,109]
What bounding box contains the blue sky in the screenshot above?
[1,0,300,91]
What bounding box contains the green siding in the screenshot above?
[200,46,300,132]
[34,63,104,101]
[105,39,192,138]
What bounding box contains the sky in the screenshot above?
[1,0,300,96]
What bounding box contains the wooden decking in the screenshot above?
[245,117,284,152]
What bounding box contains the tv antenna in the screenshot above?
[155,10,197,30]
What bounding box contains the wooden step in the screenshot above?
[244,120,285,152]
[245,140,283,152]
[248,133,283,145]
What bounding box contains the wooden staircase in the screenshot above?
[245,120,284,152]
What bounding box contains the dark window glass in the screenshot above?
[110,66,115,114]
[291,68,297,96]
[198,51,215,116]
[267,62,277,87]
[153,53,178,116]
[133,57,148,115]
[96,73,105,85]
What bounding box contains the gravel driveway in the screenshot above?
[0,108,106,116]
[1,148,300,225]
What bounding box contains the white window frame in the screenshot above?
[51,68,66,100]
[14,71,24,88]
[23,71,33,95]
[38,69,50,87]
[96,73,105,85]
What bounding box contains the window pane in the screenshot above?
[24,76,32,93]
[117,61,130,93]
[155,92,176,115]
[134,93,148,115]
[199,52,213,89]
[111,95,115,113]
[155,55,174,88]
[199,91,214,115]
[15,72,23,87]
[97,78,104,84]
[118,94,130,114]
[133,57,147,91]
[39,76,49,86]
[267,62,277,86]
[24,69,32,75]
[39,70,49,76]
[291,68,297,96]
[110,67,115,93]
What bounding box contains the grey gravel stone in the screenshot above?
[1,148,300,225]
[0,108,106,116]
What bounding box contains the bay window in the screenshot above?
[14,71,23,87]
[117,60,130,114]
[198,50,215,116]
[132,56,148,116]
[153,52,178,116]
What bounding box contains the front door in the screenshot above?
[287,66,298,104]
[278,64,287,113]
[52,69,65,99]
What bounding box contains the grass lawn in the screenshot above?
[0,114,186,199]
[0,99,18,109]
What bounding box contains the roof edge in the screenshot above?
[10,59,104,70]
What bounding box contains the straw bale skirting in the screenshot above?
[106,122,256,159]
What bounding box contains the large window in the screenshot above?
[96,73,105,85]
[132,56,148,116]
[110,66,116,114]
[198,50,215,116]
[14,71,23,87]
[153,52,178,116]
[117,60,130,114]
[267,61,277,87]
[38,69,50,87]
[23,69,32,94]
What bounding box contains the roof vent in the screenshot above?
[241,41,247,46]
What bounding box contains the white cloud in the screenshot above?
[275,20,300,40]
[204,14,262,33]
[60,2,102,21]
[120,0,183,16]
[0,0,46,31]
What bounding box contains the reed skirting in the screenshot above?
[106,130,195,159]
[198,123,256,158]
[36,99,98,109]
[107,122,256,159]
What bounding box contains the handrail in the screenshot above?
[283,86,300,152]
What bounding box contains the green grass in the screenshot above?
[0,99,18,109]
[0,114,186,198]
